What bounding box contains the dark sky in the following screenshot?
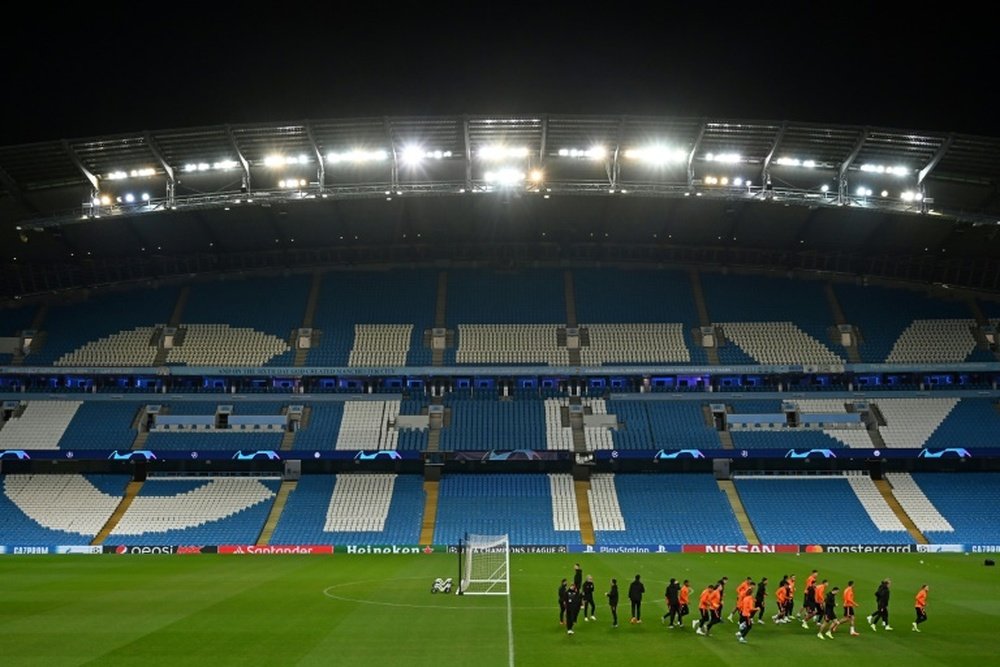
[2,8,992,145]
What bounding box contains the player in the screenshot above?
[786,574,797,620]
[817,586,840,640]
[628,574,645,624]
[573,563,583,591]
[773,578,791,623]
[606,578,619,628]
[868,578,893,631]
[754,576,768,624]
[799,570,818,621]
[558,578,568,625]
[812,579,829,627]
[716,576,729,622]
[701,583,723,636]
[729,577,752,622]
[735,581,757,644]
[582,575,596,621]
[662,578,681,627]
[565,583,582,635]
[913,584,929,632]
[839,580,861,636]
[678,579,692,628]
[801,578,818,628]
[695,582,714,634]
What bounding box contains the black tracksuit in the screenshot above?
[558,582,568,623]
[628,578,645,621]
[582,580,596,617]
[663,581,681,624]
[607,583,619,626]
[566,589,582,631]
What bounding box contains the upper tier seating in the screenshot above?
[833,284,988,363]
[308,270,436,367]
[30,287,177,366]
[573,269,706,364]
[455,324,569,365]
[165,324,291,366]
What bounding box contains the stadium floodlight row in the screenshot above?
[1,115,999,228]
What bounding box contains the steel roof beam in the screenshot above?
[687,121,707,190]
[225,126,251,194]
[305,122,325,190]
[838,128,869,203]
[385,117,398,193]
[144,132,175,205]
[61,140,99,192]
[463,116,472,191]
[761,121,787,187]
[918,133,954,186]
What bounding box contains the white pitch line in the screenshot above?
[506,591,515,667]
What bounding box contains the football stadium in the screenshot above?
[1,114,999,666]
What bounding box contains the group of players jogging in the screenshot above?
[559,565,931,643]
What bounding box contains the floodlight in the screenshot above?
[107,171,128,180]
[733,177,743,187]
[720,176,729,186]
[100,195,112,206]
[820,184,830,193]
[124,193,135,203]
[484,167,525,185]
[264,155,284,167]
[776,157,800,167]
[529,169,544,183]
[478,145,529,161]
[141,193,150,201]
[706,152,741,163]
[624,145,686,165]
[857,186,868,196]
[881,190,888,197]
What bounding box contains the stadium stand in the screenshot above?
[108,477,280,545]
[307,270,436,367]
[884,472,954,535]
[1,474,128,544]
[144,431,283,451]
[0,401,82,450]
[25,288,177,366]
[455,324,569,365]
[549,474,580,533]
[573,268,706,364]
[919,398,1000,449]
[0,305,36,363]
[269,474,424,545]
[701,274,842,365]
[433,474,584,545]
[292,403,345,450]
[335,400,401,450]
[592,474,744,545]
[833,284,989,363]
[438,396,546,451]
[907,473,999,544]
[735,475,912,544]
[57,401,140,451]
[606,400,720,450]
[872,398,960,448]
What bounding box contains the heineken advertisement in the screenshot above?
[336,544,443,554]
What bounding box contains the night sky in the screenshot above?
[2,8,992,146]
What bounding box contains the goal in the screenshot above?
[457,533,510,595]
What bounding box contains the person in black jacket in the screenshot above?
[662,578,681,627]
[628,574,645,623]
[573,563,583,591]
[558,578,569,625]
[582,575,596,621]
[754,576,768,623]
[868,578,893,631]
[566,583,583,635]
[607,578,620,627]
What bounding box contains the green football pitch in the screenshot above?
[0,552,994,666]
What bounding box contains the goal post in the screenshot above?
[457,533,510,595]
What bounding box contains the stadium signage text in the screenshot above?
[971,545,1000,553]
[342,544,434,555]
[218,545,333,555]
[801,544,915,553]
[683,544,799,554]
[109,545,177,555]
[569,545,682,554]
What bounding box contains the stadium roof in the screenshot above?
[2,115,1000,298]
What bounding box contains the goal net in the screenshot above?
[458,533,510,595]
